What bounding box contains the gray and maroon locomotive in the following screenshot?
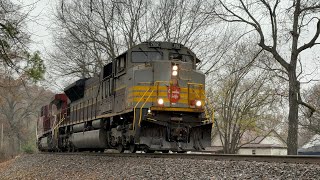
[37,41,213,153]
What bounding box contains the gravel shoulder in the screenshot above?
[0,159,13,174]
[0,154,319,179]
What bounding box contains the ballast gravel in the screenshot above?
[0,154,319,179]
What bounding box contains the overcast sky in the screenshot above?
[14,0,63,90]
[13,0,320,91]
[15,0,56,54]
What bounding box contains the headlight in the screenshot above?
[158,98,164,105]
[148,109,151,113]
[172,65,178,71]
[172,70,178,76]
[196,100,202,107]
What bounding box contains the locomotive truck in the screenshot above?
[37,41,213,153]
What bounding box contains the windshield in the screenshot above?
[132,51,163,62]
[169,53,194,63]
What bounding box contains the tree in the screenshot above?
[299,83,320,135]
[50,0,215,79]
[210,41,280,153]
[0,76,53,158]
[211,0,320,155]
[0,0,45,82]
[298,127,316,147]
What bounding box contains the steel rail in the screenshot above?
[39,152,320,164]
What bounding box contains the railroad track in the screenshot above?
[40,152,320,164]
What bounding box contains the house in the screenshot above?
[238,130,287,155]
[209,129,287,155]
[298,134,320,155]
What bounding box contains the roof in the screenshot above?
[240,129,287,148]
[241,144,287,148]
[127,41,200,62]
[212,129,287,150]
[302,134,320,148]
[298,145,320,152]
[245,129,287,145]
[64,78,88,102]
[252,136,264,144]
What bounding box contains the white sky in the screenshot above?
[13,0,320,91]
[16,0,56,54]
[13,0,63,90]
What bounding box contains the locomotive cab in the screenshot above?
[122,42,212,152]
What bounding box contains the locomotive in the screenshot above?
[37,41,213,153]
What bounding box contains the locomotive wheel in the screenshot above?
[129,145,137,153]
[117,145,125,153]
[177,151,186,153]
[143,148,155,153]
[67,143,75,152]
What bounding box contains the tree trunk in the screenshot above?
[287,69,299,155]
[0,123,3,150]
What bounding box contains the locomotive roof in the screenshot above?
[64,78,88,102]
[116,41,201,63]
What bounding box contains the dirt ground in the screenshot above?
[0,156,18,174]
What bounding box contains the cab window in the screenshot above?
[169,53,194,63]
[132,51,163,62]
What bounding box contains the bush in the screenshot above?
[22,143,35,154]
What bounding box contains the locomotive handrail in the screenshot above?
[134,81,172,129]
[189,83,204,106]
[52,105,70,130]
[138,88,155,126]
[52,110,69,149]
[192,87,210,123]
[133,81,210,128]
[52,112,66,131]
[133,87,151,130]
[187,82,204,85]
[202,92,215,128]
[187,82,204,106]
[190,84,214,128]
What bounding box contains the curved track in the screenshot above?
[40,152,320,164]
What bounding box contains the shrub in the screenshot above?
[22,143,35,154]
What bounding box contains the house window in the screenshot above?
[252,149,256,155]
